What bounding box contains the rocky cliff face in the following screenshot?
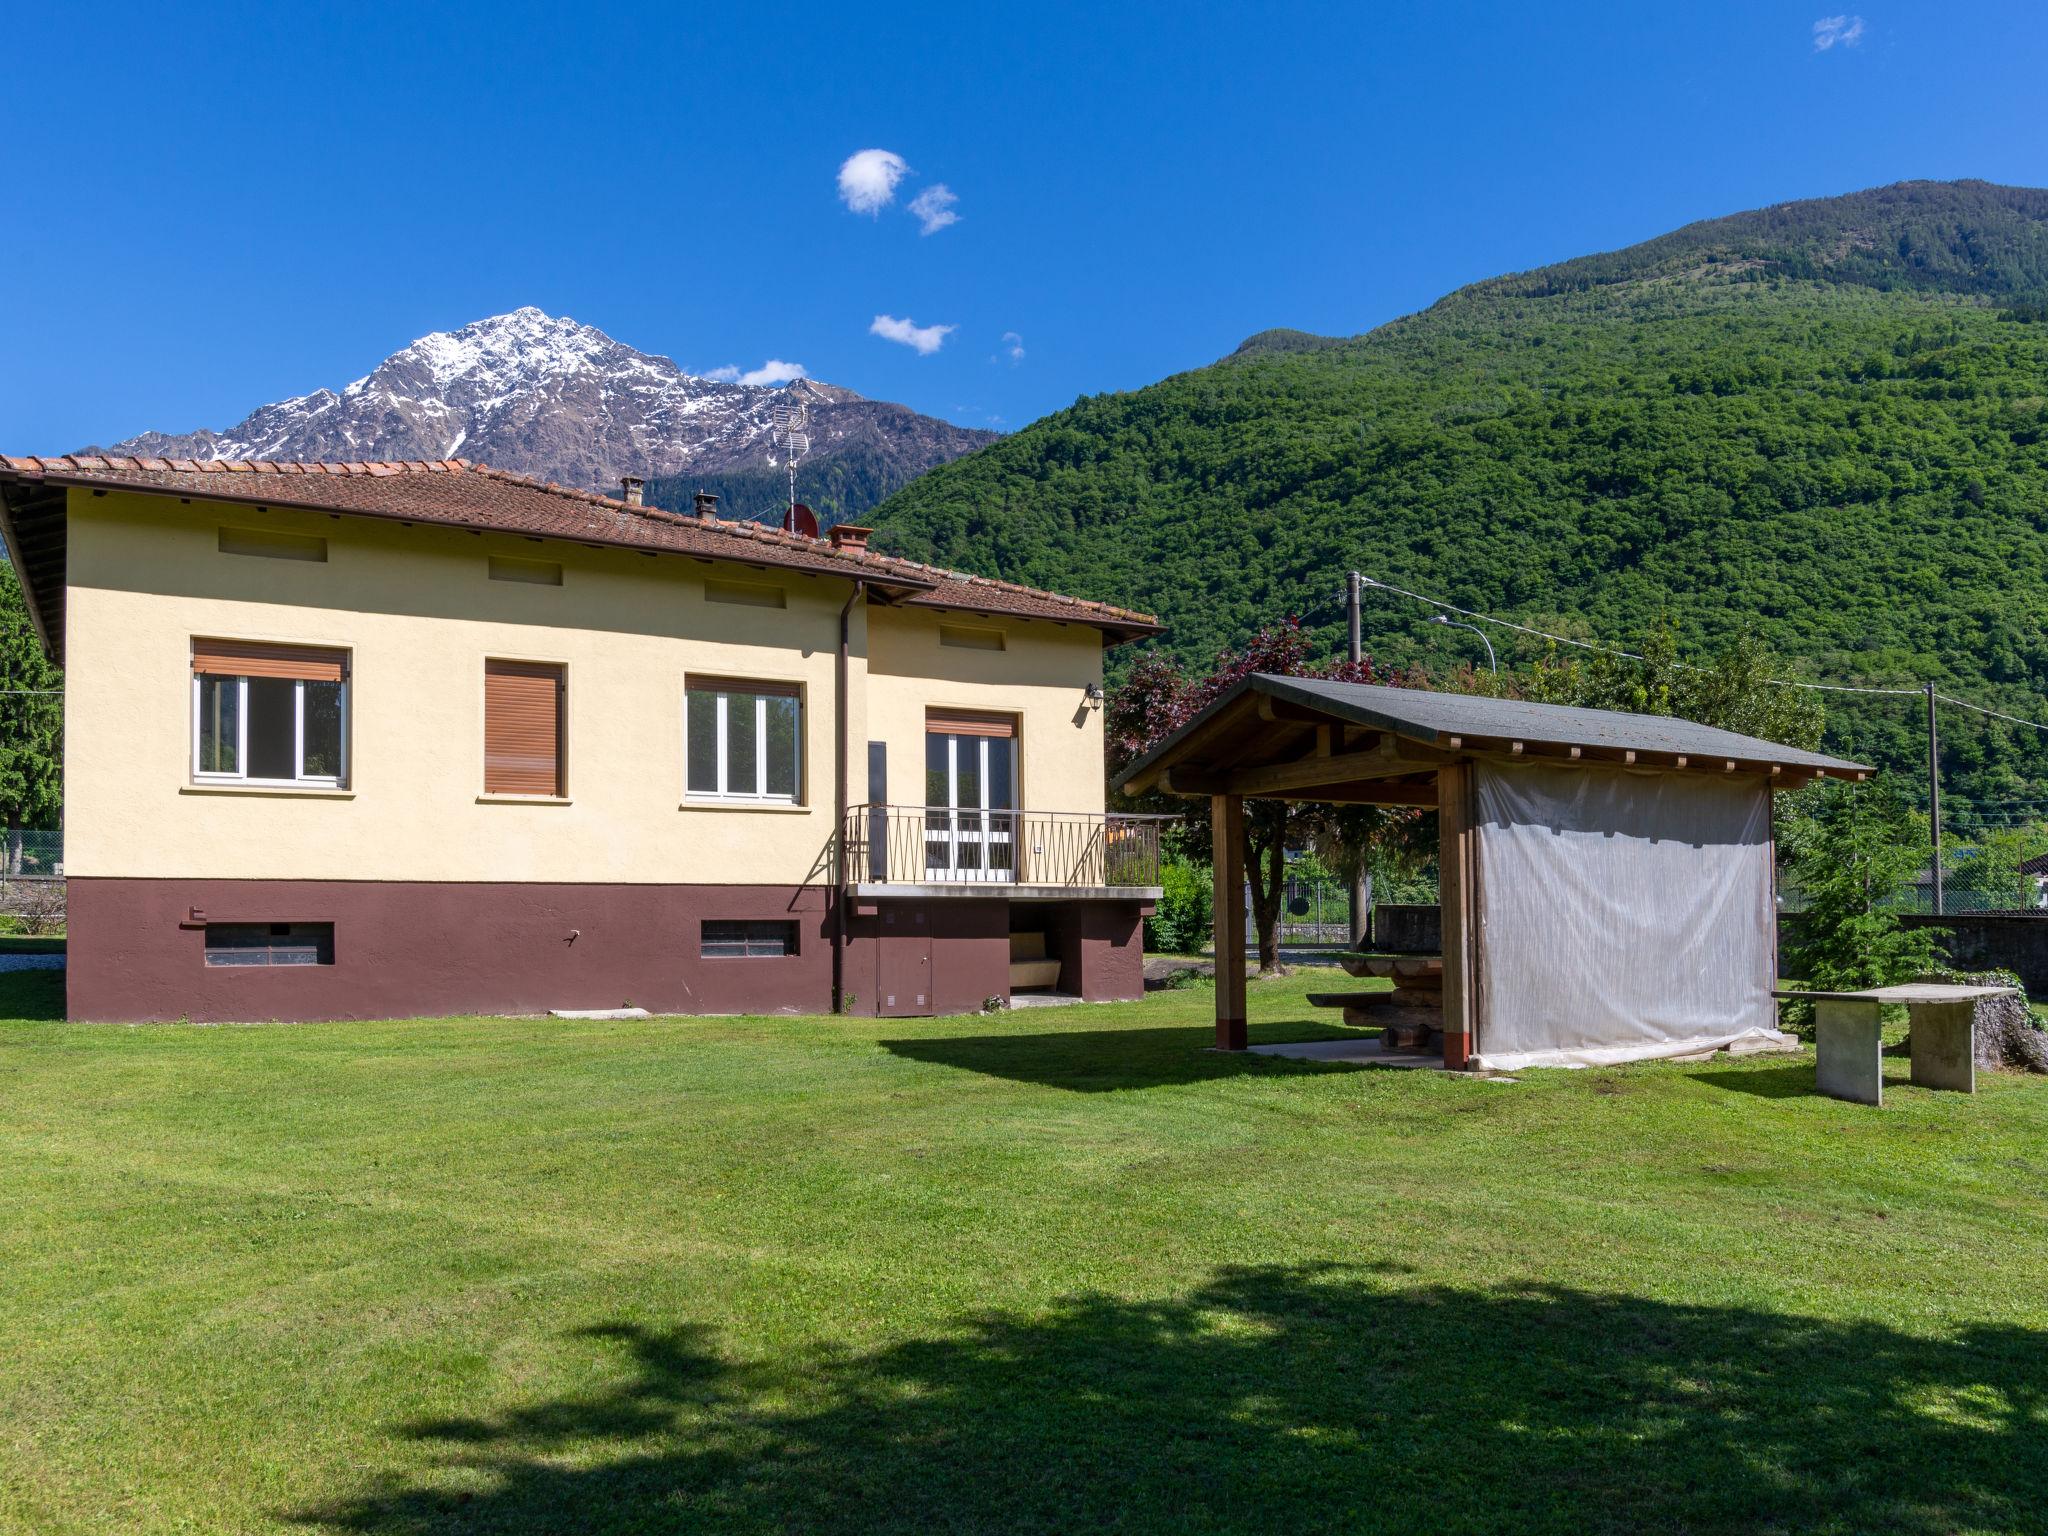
[96,308,996,515]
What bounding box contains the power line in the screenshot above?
[1935,693,2048,734]
[1355,574,1677,669]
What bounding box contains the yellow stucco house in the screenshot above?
[0,455,1163,1021]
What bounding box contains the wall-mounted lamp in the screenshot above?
[1083,683,1106,710]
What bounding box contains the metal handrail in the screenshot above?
[842,805,1166,889]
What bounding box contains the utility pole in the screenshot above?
[1926,681,1943,916]
[1347,571,1371,947]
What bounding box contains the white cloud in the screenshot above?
[1812,14,1864,49]
[870,314,955,356]
[741,359,806,387]
[998,330,1025,364]
[700,360,807,387]
[908,183,960,235]
[838,149,910,214]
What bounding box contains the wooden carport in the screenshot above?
[1114,674,1871,1069]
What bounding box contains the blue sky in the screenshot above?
[4,1,2044,452]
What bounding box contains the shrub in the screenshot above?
[12,879,64,937]
[1146,857,1214,954]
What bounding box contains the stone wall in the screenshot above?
[1777,911,2048,997]
[1370,903,1441,955]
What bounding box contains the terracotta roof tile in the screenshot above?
[0,454,1161,639]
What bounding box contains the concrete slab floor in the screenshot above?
[1248,1038,1445,1069]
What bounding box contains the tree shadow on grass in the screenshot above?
[1691,1062,1821,1099]
[0,966,66,1023]
[881,1023,1369,1092]
[301,1265,2048,1536]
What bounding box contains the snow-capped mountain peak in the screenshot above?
[360,308,635,399]
[92,309,995,510]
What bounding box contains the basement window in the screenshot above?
[204,922,335,967]
[701,920,798,958]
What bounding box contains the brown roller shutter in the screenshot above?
[686,675,800,698]
[192,639,347,682]
[485,659,565,796]
[927,708,1015,738]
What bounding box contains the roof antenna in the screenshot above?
[768,392,813,535]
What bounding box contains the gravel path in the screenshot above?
[0,954,64,972]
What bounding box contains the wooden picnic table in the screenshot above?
[1773,983,2018,1106]
[1313,953,1444,1050]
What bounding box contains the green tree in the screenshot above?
[1780,779,1946,995]
[0,561,62,841]
[1107,621,1416,972]
[1488,623,1826,750]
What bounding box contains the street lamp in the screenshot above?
[1430,613,1497,673]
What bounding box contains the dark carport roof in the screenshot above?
[1115,673,1872,790]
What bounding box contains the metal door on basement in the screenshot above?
[876,910,933,1016]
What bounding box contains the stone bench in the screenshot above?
[1773,983,2019,1106]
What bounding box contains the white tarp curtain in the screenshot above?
[1469,759,1789,1071]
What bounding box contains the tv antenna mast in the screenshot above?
[769,393,810,522]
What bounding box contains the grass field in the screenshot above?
[4,968,2047,1534]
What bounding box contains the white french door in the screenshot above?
[925,731,1018,882]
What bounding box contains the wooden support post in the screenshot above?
[1438,761,1476,1070]
[1212,793,1248,1050]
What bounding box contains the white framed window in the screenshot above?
[191,641,349,788]
[685,677,801,803]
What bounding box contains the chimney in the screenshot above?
[619,475,645,506]
[693,490,720,521]
[829,523,873,553]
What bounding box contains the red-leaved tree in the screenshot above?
[1108,621,1421,973]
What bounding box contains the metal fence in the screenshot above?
[1777,859,2048,917]
[842,807,1164,889]
[1273,878,1356,946]
[0,829,61,879]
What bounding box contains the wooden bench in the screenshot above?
[1774,983,2018,1105]
[1009,932,1062,992]
[1305,991,1391,1010]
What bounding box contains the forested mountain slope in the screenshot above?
[865,181,2048,810]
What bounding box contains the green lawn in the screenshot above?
[4,970,2047,1535]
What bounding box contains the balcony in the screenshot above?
[841,806,1165,898]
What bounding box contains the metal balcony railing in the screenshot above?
[842,806,1165,890]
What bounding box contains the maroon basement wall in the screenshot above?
[68,881,1153,1023]
[67,879,833,1022]
[841,900,1010,1017]
[1051,902,1145,1002]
